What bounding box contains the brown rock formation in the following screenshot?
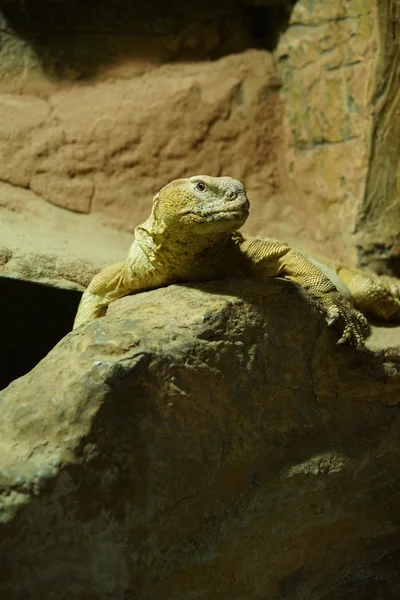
[276,0,400,269]
[0,50,283,226]
[356,0,400,274]
[0,280,400,599]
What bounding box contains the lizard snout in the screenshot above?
[226,184,248,203]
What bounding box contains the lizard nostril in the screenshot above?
[228,190,237,200]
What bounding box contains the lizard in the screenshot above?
[73,175,400,349]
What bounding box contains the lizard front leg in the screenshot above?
[239,236,369,349]
[73,261,130,329]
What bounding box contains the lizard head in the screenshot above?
[152,175,250,234]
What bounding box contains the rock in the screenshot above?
[275,0,376,263]
[1,279,400,599]
[0,182,133,290]
[275,0,400,271]
[0,42,283,230]
[357,0,400,273]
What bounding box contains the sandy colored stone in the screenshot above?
[356,0,400,273]
[275,0,400,271]
[0,0,323,268]
[0,279,399,599]
[275,0,378,263]
[0,182,132,289]
[0,48,286,231]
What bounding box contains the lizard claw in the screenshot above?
[326,306,340,326]
[335,304,368,349]
[321,296,369,350]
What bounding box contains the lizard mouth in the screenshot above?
[201,199,250,218]
[208,210,249,220]
[179,199,250,229]
[182,197,249,218]
[182,208,249,220]
[204,207,249,219]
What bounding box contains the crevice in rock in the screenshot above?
[0,277,81,390]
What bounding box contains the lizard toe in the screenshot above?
[334,302,368,349]
[327,306,340,320]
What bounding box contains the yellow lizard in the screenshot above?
[73,176,400,348]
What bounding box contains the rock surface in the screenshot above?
[275,0,400,271]
[1,279,400,599]
[357,0,400,273]
[0,47,285,234]
[275,0,376,264]
[0,182,132,290]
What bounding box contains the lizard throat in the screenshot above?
[140,224,231,271]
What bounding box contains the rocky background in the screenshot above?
[0,1,400,598]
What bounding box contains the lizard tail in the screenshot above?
[337,266,400,322]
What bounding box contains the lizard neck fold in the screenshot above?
[134,214,231,271]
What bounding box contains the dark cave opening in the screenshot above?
[0,277,81,391]
[0,0,296,78]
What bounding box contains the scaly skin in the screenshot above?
[73,176,400,348]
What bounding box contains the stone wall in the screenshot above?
[0,49,283,230]
[276,0,400,271]
[276,0,377,262]
[357,0,400,274]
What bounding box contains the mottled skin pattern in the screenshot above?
[73,176,400,348]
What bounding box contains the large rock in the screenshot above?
[357,0,400,273]
[1,279,400,599]
[276,0,400,270]
[0,40,283,233]
[275,0,375,263]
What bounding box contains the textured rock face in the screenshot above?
[0,50,283,228]
[275,0,377,262]
[1,280,400,599]
[276,0,400,270]
[0,0,287,240]
[357,0,400,273]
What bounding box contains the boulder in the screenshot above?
[1,278,400,599]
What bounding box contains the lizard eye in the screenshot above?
[195,181,206,192]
